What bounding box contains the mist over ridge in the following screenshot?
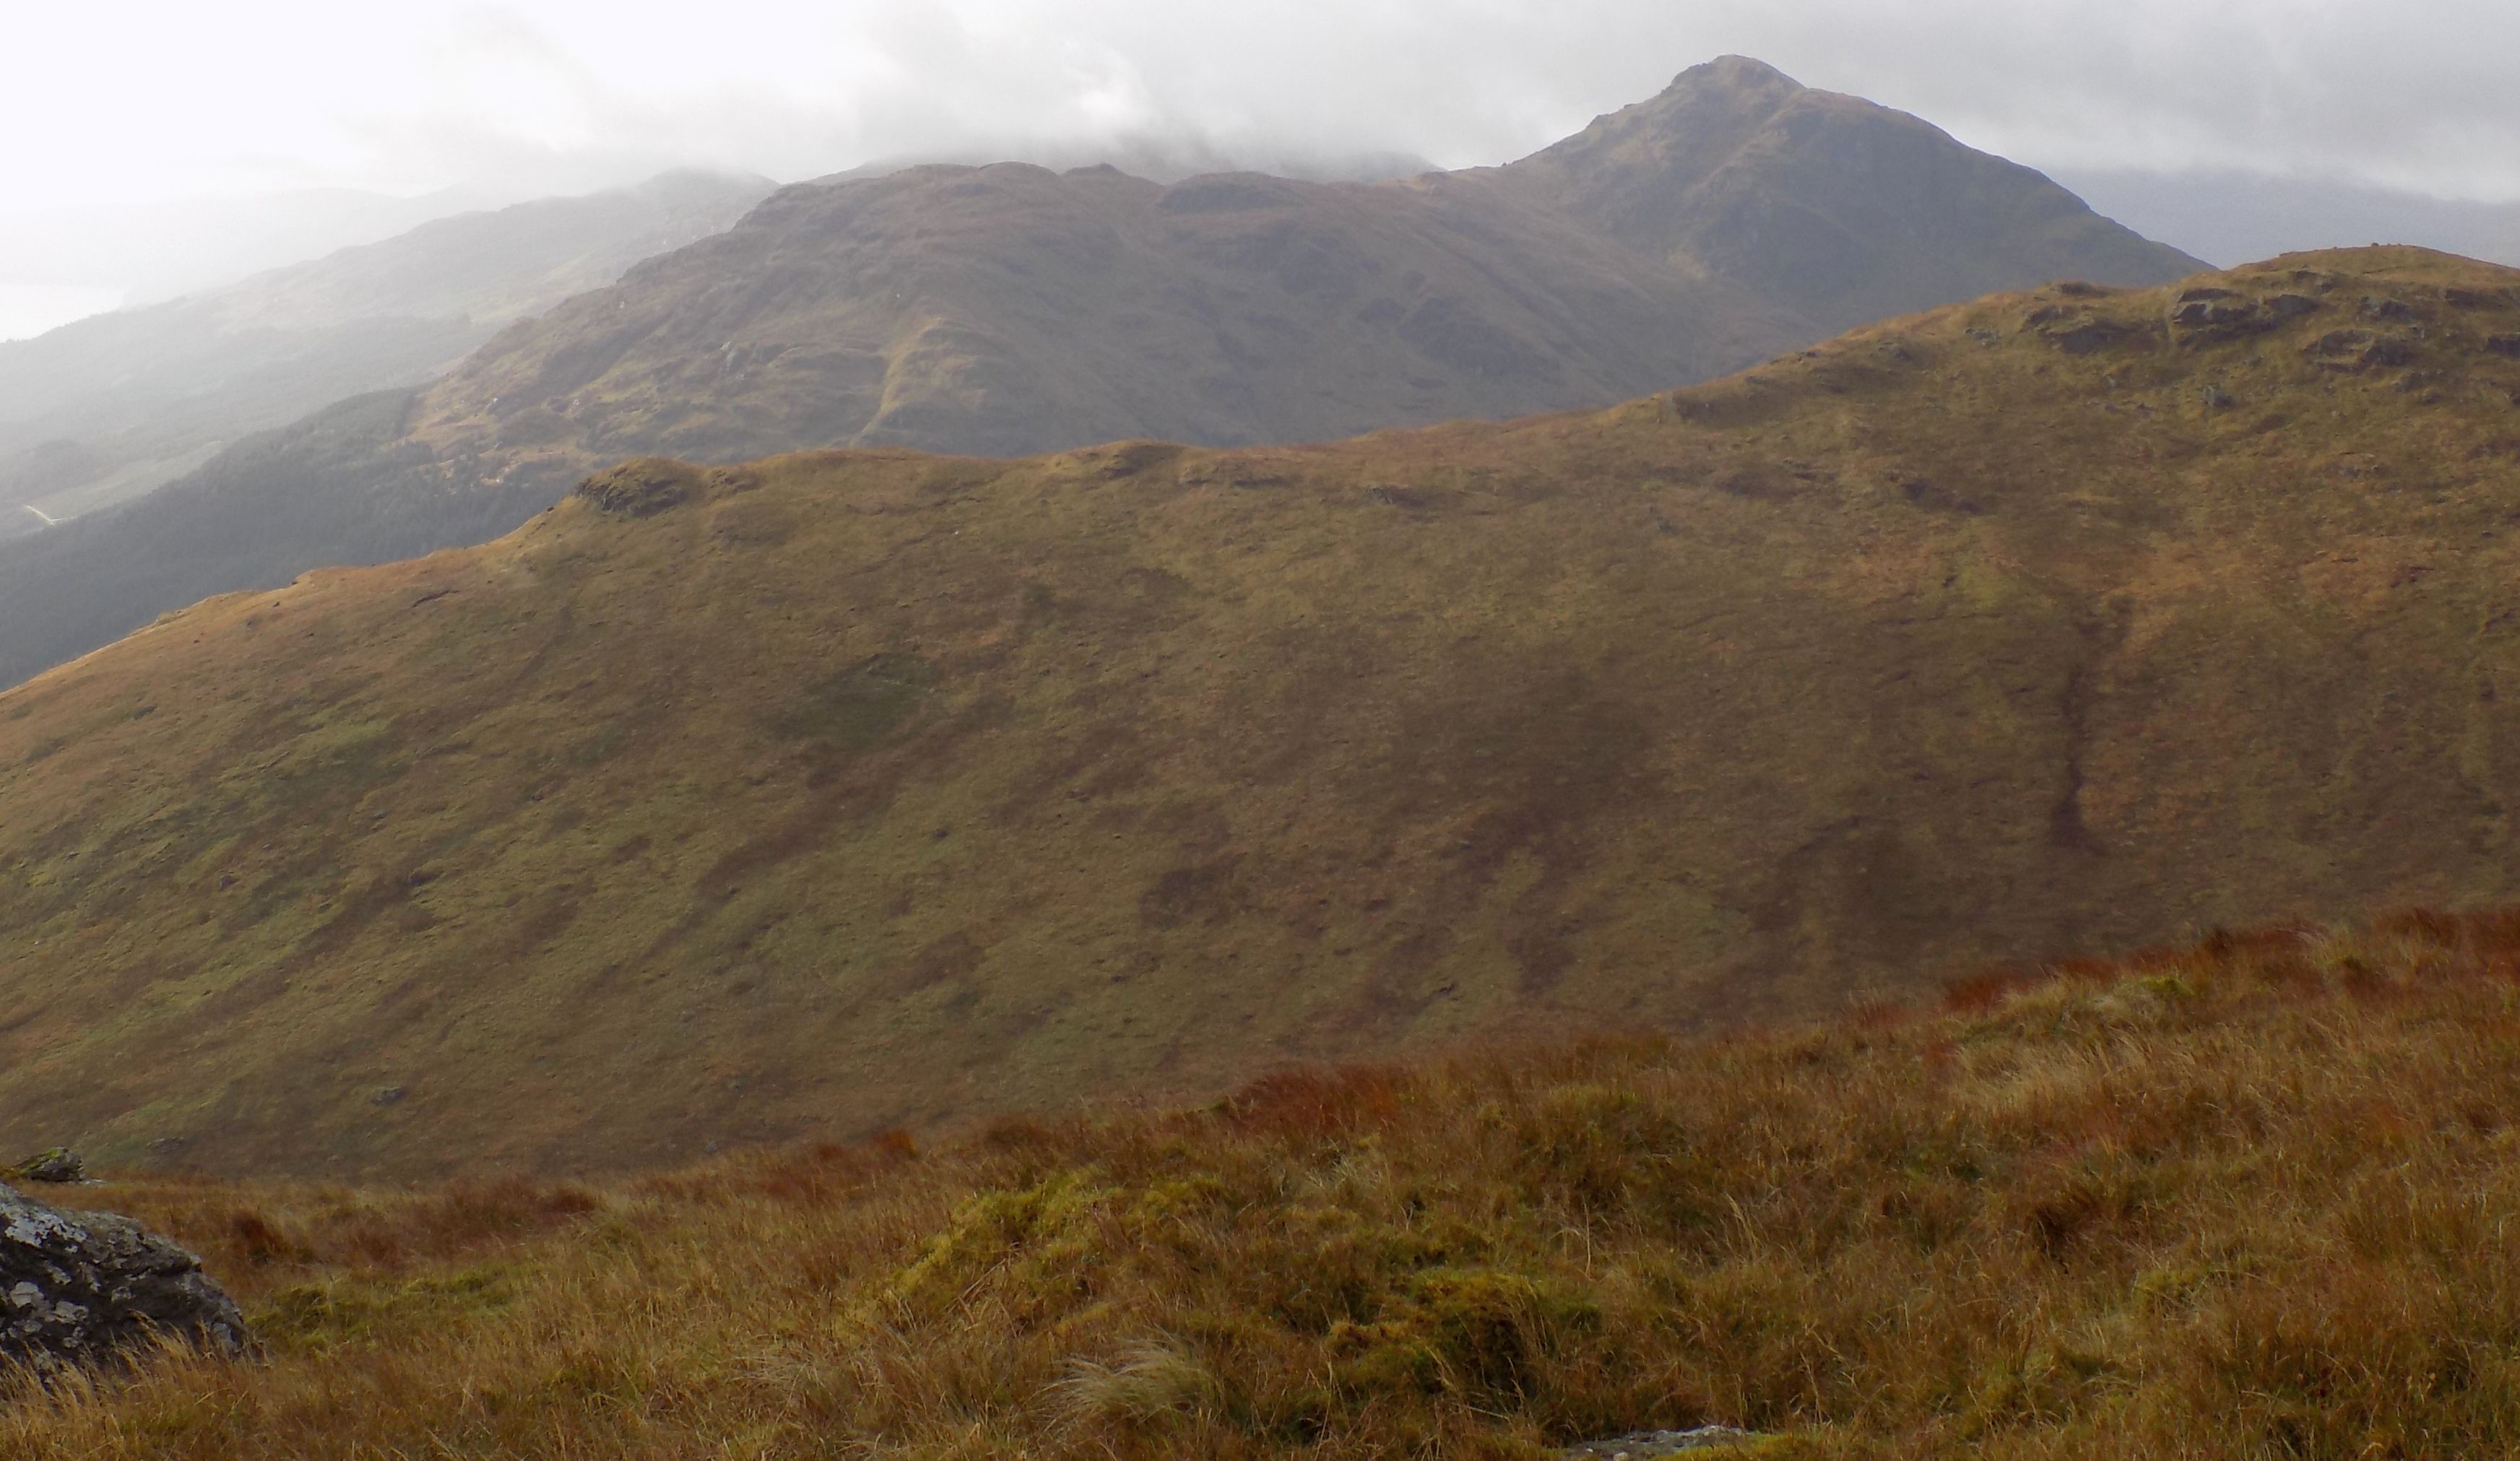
[9,0,2520,343]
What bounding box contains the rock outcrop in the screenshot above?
[1,1182,251,1375]
[12,1149,84,1184]
[1562,1427,1770,1457]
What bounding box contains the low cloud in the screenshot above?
[6,1,2517,228]
[321,0,2520,201]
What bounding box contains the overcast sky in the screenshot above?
[2,0,2516,334]
[13,0,2520,208]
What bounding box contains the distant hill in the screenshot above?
[406,161,1798,466]
[1,247,2513,1179]
[0,171,773,539]
[411,56,2194,467]
[2058,166,2520,271]
[0,58,2199,690]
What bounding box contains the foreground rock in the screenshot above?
[1562,1428,1770,1457]
[1,1182,251,1374]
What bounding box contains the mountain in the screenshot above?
[18,911,2516,1457]
[2058,166,2520,271]
[0,171,774,539]
[0,57,2199,690]
[403,56,2197,471]
[1,247,2514,1179]
[404,161,1800,466]
[1489,56,2200,338]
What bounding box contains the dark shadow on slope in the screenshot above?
[0,391,566,689]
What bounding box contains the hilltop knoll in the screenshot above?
[1,248,2516,1179]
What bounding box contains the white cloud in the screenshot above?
[4,0,2516,220]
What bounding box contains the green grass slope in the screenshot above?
[2,248,2518,1180]
[14,910,2520,1458]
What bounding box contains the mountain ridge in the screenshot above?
[0,57,2201,692]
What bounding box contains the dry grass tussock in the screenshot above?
[15,908,2520,1457]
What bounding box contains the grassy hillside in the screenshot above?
[3,248,2519,1180]
[12,909,2520,1457]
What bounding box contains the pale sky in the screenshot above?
[3,0,2516,334]
[14,0,2520,207]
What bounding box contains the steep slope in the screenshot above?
[1493,56,2204,336]
[0,171,772,537]
[2,248,2516,1179]
[0,58,2202,691]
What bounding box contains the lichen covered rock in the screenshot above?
[1,1181,251,1374]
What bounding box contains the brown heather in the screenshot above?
[7,907,2520,1457]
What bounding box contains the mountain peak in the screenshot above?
[1668,55,1806,95]
[1501,57,2201,337]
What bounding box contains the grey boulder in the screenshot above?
[1,1181,251,1375]
[12,1149,84,1184]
